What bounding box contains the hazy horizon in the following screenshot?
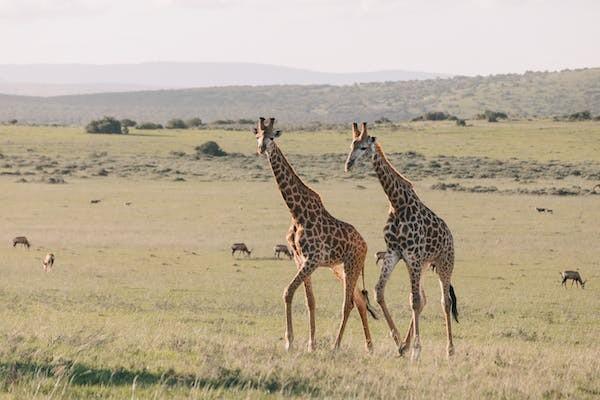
[1,0,599,76]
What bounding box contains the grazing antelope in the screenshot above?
[560,271,586,288]
[43,253,55,272]
[536,207,546,213]
[90,199,101,204]
[12,236,30,249]
[253,117,377,353]
[345,122,458,360]
[231,243,252,257]
[375,251,387,266]
[274,244,293,259]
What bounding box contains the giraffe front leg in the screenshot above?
[375,251,401,347]
[303,276,316,351]
[283,259,318,352]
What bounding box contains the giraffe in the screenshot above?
[253,117,378,352]
[344,122,458,360]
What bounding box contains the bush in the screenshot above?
[456,119,466,126]
[86,116,122,134]
[213,119,236,125]
[8,119,18,125]
[195,141,227,157]
[137,122,163,130]
[476,110,508,121]
[411,111,454,122]
[237,118,255,124]
[567,111,592,121]
[120,119,137,128]
[166,119,188,129]
[186,118,204,128]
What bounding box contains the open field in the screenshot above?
[0,121,599,398]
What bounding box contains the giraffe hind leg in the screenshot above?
[375,251,401,347]
[333,263,361,351]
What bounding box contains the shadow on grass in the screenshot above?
[0,361,319,397]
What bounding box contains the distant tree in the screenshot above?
[237,118,255,124]
[121,126,129,134]
[374,117,392,124]
[213,119,236,125]
[86,116,122,134]
[121,119,137,128]
[166,119,188,129]
[137,122,163,130]
[186,117,204,128]
[8,119,18,125]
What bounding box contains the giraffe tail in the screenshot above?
[449,284,459,323]
[360,289,379,320]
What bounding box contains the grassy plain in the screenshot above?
[0,121,598,399]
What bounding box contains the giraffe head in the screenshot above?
[345,122,376,172]
[253,117,282,155]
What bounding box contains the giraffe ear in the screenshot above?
[273,130,283,138]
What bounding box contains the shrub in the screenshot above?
[476,110,508,121]
[374,117,392,124]
[120,119,137,128]
[195,141,227,157]
[166,119,188,129]
[186,118,204,128]
[213,119,236,125]
[237,118,255,124]
[411,111,454,122]
[8,119,18,125]
[86,116,122,134]
[567,111,592,121]
[137,122,163,130]
[456,119,466,126]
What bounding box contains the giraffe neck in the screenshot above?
[372,143,414,207]
[266,142,323,220]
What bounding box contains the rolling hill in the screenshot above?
[1,68,599,125]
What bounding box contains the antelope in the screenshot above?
[274,244,293,259]
[560,271,586,288]
[43,253,55,272]
[536,207,546,213]
[374,251,387,266]
[12,236,30,248]
[231,243,252,257]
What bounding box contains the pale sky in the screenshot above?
[0,0,598,75]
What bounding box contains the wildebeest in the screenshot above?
[231,243,252,257]
[43,253,55,272]
[274,244,293,259]
[374,251,387,265]
[12,236,30,248]
[90,199,101,204]
[536,207,553,214]
[536,207,546,212]
[560,270,586,288]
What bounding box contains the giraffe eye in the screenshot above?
[360,146,367,150]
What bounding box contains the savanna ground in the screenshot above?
[0,120,598,399]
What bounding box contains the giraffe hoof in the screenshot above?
[285,341,294,352]
[365,342,374,353]
[307,341,316,352]
[447,346,455,357]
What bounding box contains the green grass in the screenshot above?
[0,123,598,398]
